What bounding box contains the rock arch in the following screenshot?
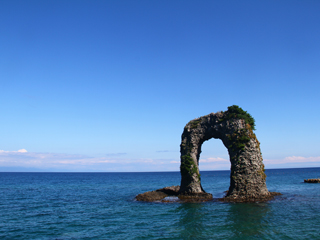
[179,105,271,201]
[136,105,280,202]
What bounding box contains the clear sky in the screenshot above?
[1,0,320,172]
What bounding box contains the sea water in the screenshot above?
[1,168,320,239]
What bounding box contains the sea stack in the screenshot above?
[136,105,280,202]
[179,105,275,202]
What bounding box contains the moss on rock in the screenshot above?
[180,154,200,181]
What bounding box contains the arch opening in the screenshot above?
[198,139,230,197]
[199,138,229,170]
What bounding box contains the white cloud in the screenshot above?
[200,157,228,163]
[1,148,319,172]
[265,156,320,164]
[170,161,180,164]
[0,149,28,153]
[17,149,28,153]
[0,150,181,172]
[198,157,230,170]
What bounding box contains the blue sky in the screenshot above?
[1,0,320,172]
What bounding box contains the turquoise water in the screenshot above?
[1,168,320,239]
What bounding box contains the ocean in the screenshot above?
[1,168,320,239]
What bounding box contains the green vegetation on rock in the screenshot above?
[180,154,200,181]
[258,164,267,180]
[224,105,256,130]
[188,119,202,129]
[227,129,251,152]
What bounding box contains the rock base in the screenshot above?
[136,186,281,203]
[135,186,213,203]
[304,178,320,183]
[177,192,213,202]
[219,192,282,203]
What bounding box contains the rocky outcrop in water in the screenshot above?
[135,186,213,202]
[136,186,180,202]
[179,105,272,202]
[304,178,320,183]
[136,105,280,203]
